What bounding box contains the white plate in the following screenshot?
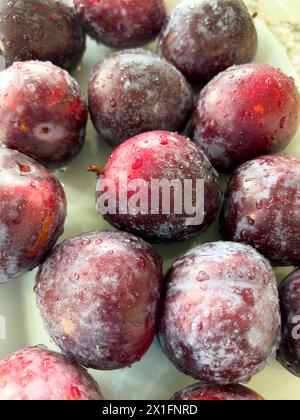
[0,0,300,401]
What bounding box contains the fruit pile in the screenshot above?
[0,0,299,401]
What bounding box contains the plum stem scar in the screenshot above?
[87,166,105,175]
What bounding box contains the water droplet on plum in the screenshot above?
[160,135,168,145]
[197,271,210,282]
[247,215,256,225]
[280,116,287,129]
[30,180,38,188]
[109,97,117,108]
[136,257,146,269]
[203,309,211,319]
[256,200,263,209]
[132,156,142,170]
[81,239,91,245]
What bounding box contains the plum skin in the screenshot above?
[157,0,257,83]
[88,49,193,147]
[171,383,264,401]
[191,64,300,170]
[277,269,300,377]
[96,131,221,242]
[0,61,88,168]
[158,241,281,385]
[73,0,167,48]
[35,231,163,370]
[0,0,85,71]
[0,148,67,284]
[0,347,104,400]
[222,154,300,266]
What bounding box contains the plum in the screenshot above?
[73,0,167,48]
[35,231,163,370]
[0,0,85,71]
[0,148,67,284]
[88,49,193,147]
[0,346,103,400]
[157,0,257,83]
[171,382,264,400]
[0,61,88,168]
[222,154,300,266]
[95,131,221,242]
[277,269,300,377]
[158,241,281,384]
[191,64,300,170]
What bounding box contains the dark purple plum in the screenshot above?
[35,231,163,370]
[277,269,300,377]
[73,0,167,48]
[88,49,193,147]
[171,382,264,400]
[0,61,88,168]
[0,0,85,71]
[223,154,300,266]
[191,64,300,170]
[96,131,221,242]
[157,0,257,83]
[0,148,67,284]
[158,242,281,384]
[0,347,104,400]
